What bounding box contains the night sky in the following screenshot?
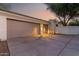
[9,3,56,21]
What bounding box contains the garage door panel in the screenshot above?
[7,19,40,39]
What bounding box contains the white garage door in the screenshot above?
[7,19,40,39]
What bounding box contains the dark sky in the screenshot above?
[9,3,56,21]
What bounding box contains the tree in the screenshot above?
[46,3,79,26]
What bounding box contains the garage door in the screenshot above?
[7,19,40,39]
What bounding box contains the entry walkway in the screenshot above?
[7,35,79,56]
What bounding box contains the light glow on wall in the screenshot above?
[32,23,54,38]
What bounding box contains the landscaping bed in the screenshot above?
[0,41,10,56]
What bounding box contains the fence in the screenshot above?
[56,26,79,35]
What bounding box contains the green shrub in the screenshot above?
[68,20,79,26]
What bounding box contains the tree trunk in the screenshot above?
[63,23,67,26]
[60,21,67,26]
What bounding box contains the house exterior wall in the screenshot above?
[0,16,7,41]
[0,10,48,40]
[0,10,48,24]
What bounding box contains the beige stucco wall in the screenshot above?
[0,10,48,24]
[0,16,7,41]
[7,19,40,39]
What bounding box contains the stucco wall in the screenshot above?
[56,26,79,35]
[0,16,7,41]
[0,10,48,24]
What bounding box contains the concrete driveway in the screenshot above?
[7,35,79,56]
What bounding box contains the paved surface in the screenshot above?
[7,35,79,56]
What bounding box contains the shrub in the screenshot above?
[68,20,79,26]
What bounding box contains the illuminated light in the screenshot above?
[32,34,41,37]
[43,27,45,34]
[41,34,50,38]
[32,23,53,38]
[40,23,44,35]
